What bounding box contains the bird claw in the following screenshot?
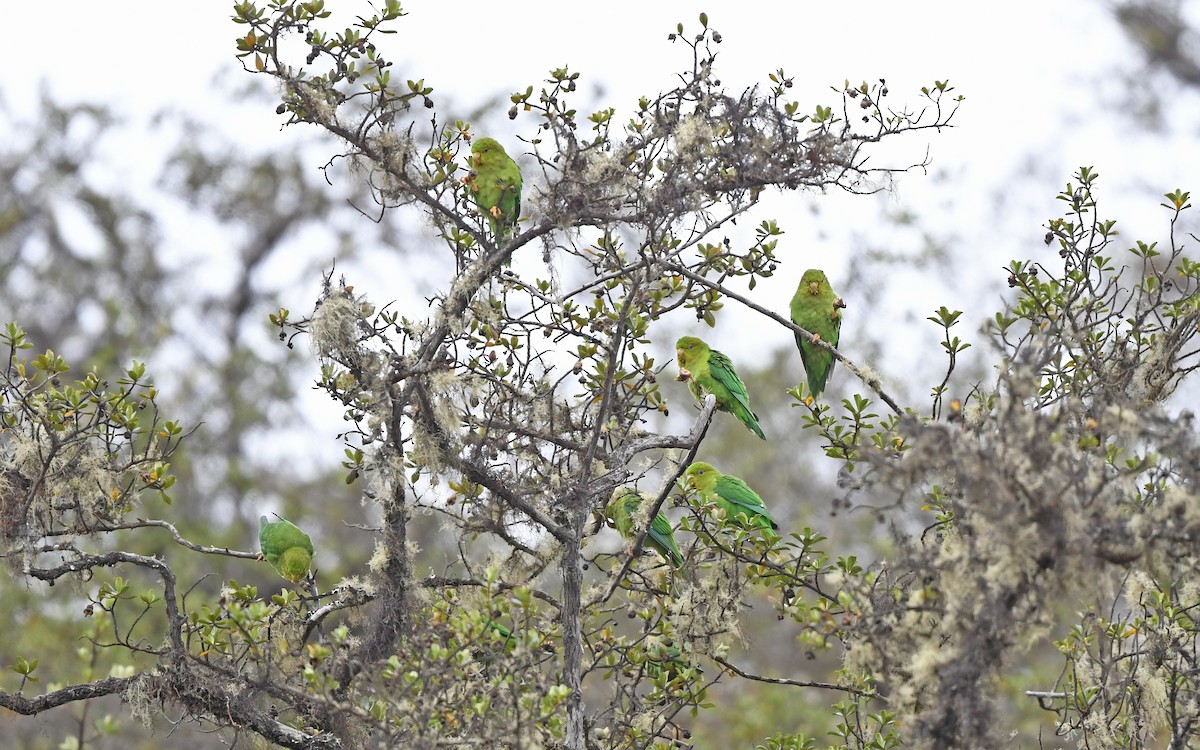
[676,367,693,382]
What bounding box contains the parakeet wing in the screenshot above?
[647,511,685,568]
[486,620,517,650]
[714,475,778,530]
[706,350,753,413]
[707,350,766,440]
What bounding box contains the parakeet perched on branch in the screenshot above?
[486,620,518,651]
[675,336,765,439]
[467,137,522,241]
[258,515,314,583]
[605,488,685,568]
[789,269,845,398]
[644,641,701,682]
[684,461,778,531]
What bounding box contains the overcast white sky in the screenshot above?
[4,1,1198,428]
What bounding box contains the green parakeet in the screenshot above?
[468,137,522,241]
[605,488,685,568]
[486,620,518,651]
[644,642,701,682]
[258,515,314,583]
[684,461,778,531]
[675,336,765,440]
[789,269,845,398]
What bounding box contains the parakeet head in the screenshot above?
[278,547,313,584]
[684,461,718,492]
[800,268,829,296]
[471,137,508,166]
[675,336,709,368]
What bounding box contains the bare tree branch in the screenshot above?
[713,656,873,697]
[0,675,135,715]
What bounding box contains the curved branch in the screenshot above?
[28,550,185,653]
[303,582,376,641]
[0,675,134,715]
[420,575,562,609]
[0,671,343,750]
[85,519,260,560]
[713,656,873,697]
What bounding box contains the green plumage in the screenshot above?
[684,461,778,531]
[675,336,765,440]
[789,269,843,398]
[258,515,314,583]
[605,488,685,568]
[486,620,518,651]
[644,642,701,682]
[468,137,522,241]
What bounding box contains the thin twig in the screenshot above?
[713,656,874,697]
[28,550,185,653]
[98,519,259,559]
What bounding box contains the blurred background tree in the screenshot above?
[1,2,1199,749]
